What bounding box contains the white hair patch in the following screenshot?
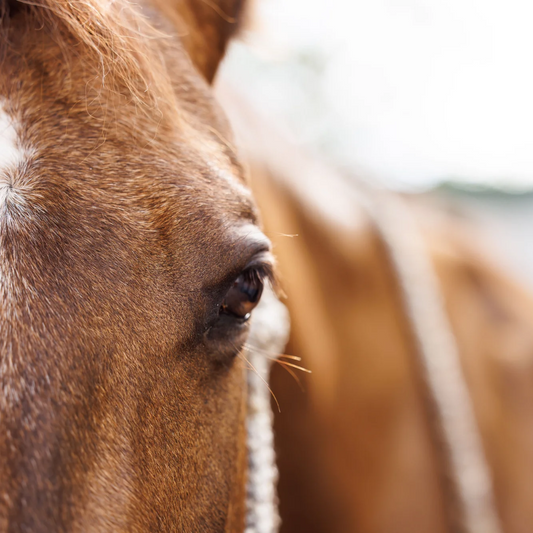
[0,102,25,206]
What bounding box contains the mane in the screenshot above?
[0,0,178,119]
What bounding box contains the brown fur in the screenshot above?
[0,1,265,531]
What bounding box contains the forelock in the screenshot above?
[0,0,180,116]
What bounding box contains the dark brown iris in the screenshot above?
[220,269,264,320]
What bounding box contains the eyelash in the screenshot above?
[245,263,276,287]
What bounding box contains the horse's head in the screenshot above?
[0,1,280,530]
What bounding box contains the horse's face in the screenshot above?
[0,1,272,530]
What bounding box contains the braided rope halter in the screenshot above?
[245,286,289,533]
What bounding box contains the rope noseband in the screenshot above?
[245,286,289,533]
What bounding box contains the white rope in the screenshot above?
[360,187,502,533]
[245,286,290,533]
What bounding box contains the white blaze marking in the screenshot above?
[0,102,24,206]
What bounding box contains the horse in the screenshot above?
[0,0,283,531]
[216,80,533,533]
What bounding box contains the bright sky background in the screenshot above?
[223,0,533,190]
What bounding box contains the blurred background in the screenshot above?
[219,0,533,288]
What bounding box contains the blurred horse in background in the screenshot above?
[218,80,533,533]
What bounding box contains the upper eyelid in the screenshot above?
[244,250,275,270]
[233,225,271,254]
[203,251,274,295]
[244,254,278,292]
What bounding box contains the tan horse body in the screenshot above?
[217,82,533,533]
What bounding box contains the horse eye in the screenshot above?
[220,269,264,320]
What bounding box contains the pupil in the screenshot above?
[240,280,260,303]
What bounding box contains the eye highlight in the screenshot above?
[220,268,266,320]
